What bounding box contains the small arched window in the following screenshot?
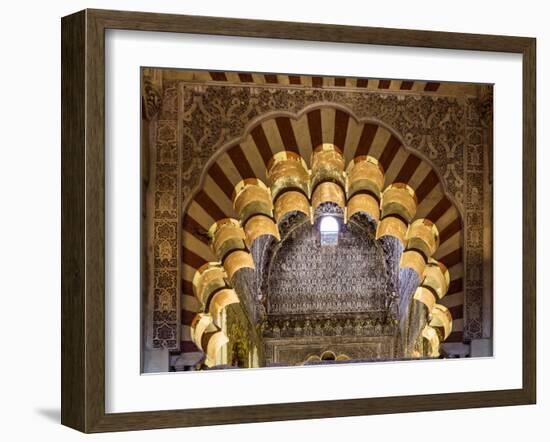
[319,216,339,245]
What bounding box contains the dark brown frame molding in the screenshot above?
[61,8,536,433]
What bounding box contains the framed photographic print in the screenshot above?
[61,9,536,433]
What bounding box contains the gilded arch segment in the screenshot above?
[380,183,417,223]
[209,218,246,261]
[190,312,214,350]
[345,155,384,223]
[208,288,239,326]
[375,184,417,245]
[310,144,346,210]
[192,263,227,306]
[310,143,346,190]
[267,151,310,201]
[346,155,385,200]
[223,249,255,281]
[189,267,241,366]
[400,249,426,277]
[411,258,450,310]
[233,178,273,223]
[311,182,346,210]
[206,215,259,291]
[273,190,311,222]
[422,324,441,358]
[347,193,380,222]
[232,178,281,248]
[243,214,280,247]
[202,329,229,368]
[303,351,351,364]
[408,256,452,357]
[267,150,312,223]
[376,216,408,244]
[429,303,453,340]
[399,219,440,277]
[406,219,440,260]
[413,285,438,312]
[422,259,450,300]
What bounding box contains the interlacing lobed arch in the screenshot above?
[179,106,464,366]
[187,141,456,367]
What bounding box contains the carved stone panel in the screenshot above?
[267,219,396,316]
[264,336,395,366]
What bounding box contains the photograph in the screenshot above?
[1,0,541,438]
[140,67,494,372]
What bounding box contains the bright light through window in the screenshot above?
[320,216,339,245]
[320,216,339,234]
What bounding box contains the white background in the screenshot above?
[106,29,523,413]
[0,0,547,439]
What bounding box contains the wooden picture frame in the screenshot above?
[61,8,536,433]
